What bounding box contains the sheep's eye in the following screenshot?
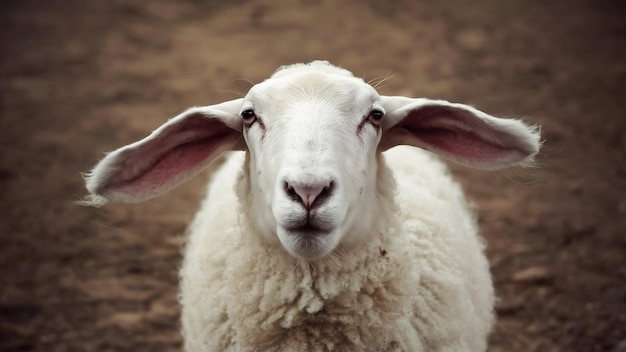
[241,109,257,125]
[368,109,384,126]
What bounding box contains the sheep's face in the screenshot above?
[241,71,384,260]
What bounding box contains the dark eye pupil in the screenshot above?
[370,110,384,120]
[241,109,256,120]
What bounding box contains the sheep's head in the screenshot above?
[238,63,385,259]
[84,61,541,260]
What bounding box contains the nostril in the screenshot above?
[284,181,299,202]
[315,181,333,206]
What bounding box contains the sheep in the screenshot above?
[83,61,541,351]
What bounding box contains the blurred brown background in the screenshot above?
[1,0,625,351]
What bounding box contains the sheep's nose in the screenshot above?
[283,181,334,210]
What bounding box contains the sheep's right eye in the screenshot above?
[241,109,257,126]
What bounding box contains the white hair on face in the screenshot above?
[272,60,355,79]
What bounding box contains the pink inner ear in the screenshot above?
[407,127,512,161]
[394,105,523,165]
[102,113,239,197]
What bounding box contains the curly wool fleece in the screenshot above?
[179,147,493,351]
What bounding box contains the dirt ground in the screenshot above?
[1,0,624,351]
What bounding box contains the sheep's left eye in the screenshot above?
[368,109,384,126]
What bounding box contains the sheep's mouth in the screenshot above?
[285,221,332,236]
[284,216,334,237]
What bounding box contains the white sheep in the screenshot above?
[84,61,541,351]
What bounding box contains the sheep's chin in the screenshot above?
[277,226,341,261]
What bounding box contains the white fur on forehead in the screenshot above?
[271,60,355,79]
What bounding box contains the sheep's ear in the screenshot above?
[379,96,541,170]
[83,98,244,205]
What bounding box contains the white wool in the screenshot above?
[179,146,493,351]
